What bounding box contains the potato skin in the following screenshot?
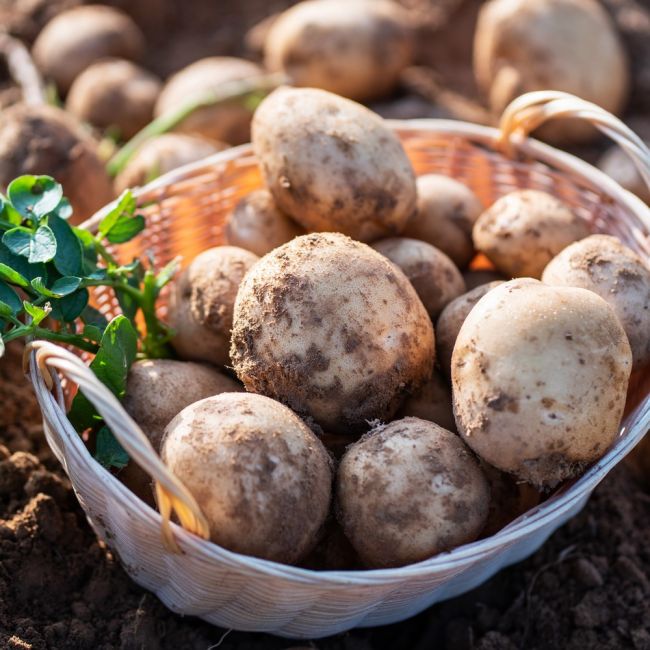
[452,279,633,488]
[66,59,161,140]
[436,281,503,378]
[398,372,456,433]
[230,233,435,434]
[371,237,465,320]
[169,246,259,367]
[404,174,483,269]
[473,190,590,279]
[224,189,305,257]
[264,0,412,102]
[161,393,332,564]
[33,5,144,93]
[337,418,490,568]
[542,234,650,371]
[463,269,507,290]
[155,57,263,145]
[474,0,629,144]
[252,87,417,242]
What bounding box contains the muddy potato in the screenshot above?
[169,246,259,367]
[337,418,490,568]
[473,190,590,279]
[114,134,226,194]
[224,189,305,257]
[252,87,417,242]
[161,392,332,564]
[404,175,483,269]
[398,372,456,433]
[264,0,412,102]
[230,233,434,434]
[33,5,144,93]
[371,237,465,319]
[155,57,263,145]
[474,0,629,144]
[66,59,161,140]
[463,269,507,290]
[452,279,633,488]
[542,234,650,370]
[0,104,113,223]
[436,282,503,377]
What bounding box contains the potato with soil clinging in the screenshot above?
[371,237,466,320]
[264,0,412,102]
[114,134,226,194]
[452,279,632,488]
[252,87,417,242]
[473,190,590,279]
[404,174,483,269]
[224,189,305,257]
[66,59,161,140]
[169,246,259,367]
[33,5,144,93]
[474,0,629,143]
[155,57,263,145]
[542,234,650,371]
[398,372,456,433]
[337,418,490,568]
[231,233,435,434]
[436,281,503,378]
[161,392,332,564]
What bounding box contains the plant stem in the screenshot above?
[3,325,99,353]
[94,239,119,266]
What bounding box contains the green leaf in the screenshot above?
[0,281,23,314]
[23,301,50,326]
[0,301,13,318]
[0,242,47,284]
[2,228,32,257]
[53,198,73,220]
[50,215,83,276]
[31,275,81,298]
[29,225,57,263]
[105,214,145,244]
[82,324,103,343]
[0,262,29,288]
[95,425,129,469]
[49,288,89,322]
[73,228,97,273]
[155,257,179,290]
[98,191,136,238]
[8,176,63,220]
[0,202,23,227]
[81,305,108,332]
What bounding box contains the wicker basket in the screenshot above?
[27,92,650,639]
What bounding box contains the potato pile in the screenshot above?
[111,87,647,573]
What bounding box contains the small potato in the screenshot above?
[231,233,434,434]
[264,0,412,102]
[169,246,259,367]
[66,59,162,140]
[114,134,226,194]
[337,418,490,568]
[473,190,590,279]
[155,57,264,145]
[252,87,417,242]
[371,237,465,319]
[161,393,332,564]
[436,282,503,377]
[33,5,144,93]
[404,174,483,269]
[463,269,507,290]
[398,372,456,433]
[598,145,650,205]
[224,189,305,257]
[542,234,650,370]
[452,279,633,488]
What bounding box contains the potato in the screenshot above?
[264,0,412,102]
[473,190,590,279]
[436,282,503,377]
[252,87,417,242]
[0,104,113,224]
[230,233,434,434]
[337,418,490,568]
[474,0,629,143]
[161,392,332,564]
[542,234,650,371]
[463,269,507,290]
[371,237,466,319]
[598,144,650,205]
[154,57,263,145]
[33,5,144,93]
[403,174,483,269]
[398,372,456,433]
[300,517,361,570]
[452,279,632,488]
[224,189,305,257]
[66,59,161,140]
[114,134,226,194]
[169,246,259,367]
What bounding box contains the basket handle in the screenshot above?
[25,340,210,553]
[497,91,650,192]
